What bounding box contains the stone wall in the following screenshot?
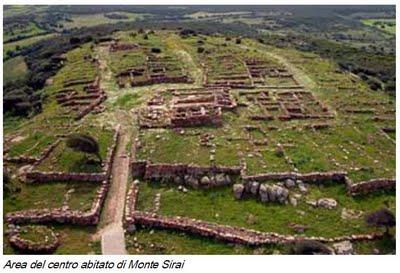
[4,139,61,165]
[8,228,60,254]
[141,163,241,188]
[242,171,347,183]
[129,211,382,246]
[347,178,395,195]
[25,172,107,183]
[6,125,120,225]
[123,181,140,228]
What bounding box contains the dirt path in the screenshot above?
[99,128,131,254]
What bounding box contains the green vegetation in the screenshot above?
[3,5,395,255]
[3,56,28,85]
[362,19,396,35]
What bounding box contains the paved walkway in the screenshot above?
[100,130,130,254]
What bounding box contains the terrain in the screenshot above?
[2,5,396,255]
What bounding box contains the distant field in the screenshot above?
[61,12,146,29]
[362,19,396,35]
[3,56,29,85]
[3,33,56,57]
[185,11,251,19]
[3,22,48,42]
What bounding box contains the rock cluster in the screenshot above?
[233,182,290,204]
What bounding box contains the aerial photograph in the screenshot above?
[2,5,396,255]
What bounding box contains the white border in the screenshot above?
[1,1,399,273]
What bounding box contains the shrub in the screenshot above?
[235,38,242,44]
[151,47,162,53]
[66,134,102,162]
[365,208,395,236]
[197,47,205,53]
[289,240,332,255]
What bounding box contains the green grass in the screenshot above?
[136,181,395,238]
[7,131,55,158]
[127,228,284,254]
[362,19,396,35]
[4,22,47,42]
[3,56,28,85]
[62,12,145,29]
[3,224,99,254]
[36,129,113,173]
[4,180,100,214]
[4,33,56,57]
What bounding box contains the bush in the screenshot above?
[365,208,395,236]
[66,134,101,162]
[151,47,162,53]
[289,240,332,255]
[235,38,242,44]
[197,47,205,53]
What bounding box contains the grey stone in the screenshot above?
[233,184,244,200]
[289,196,298,206]
[317,198,337,209]
[250,181,260,195]
[200,176,210,185]
[215,173,226,185]
[285,178,296,188]
[333,241,353,255]
[259,184,269,203]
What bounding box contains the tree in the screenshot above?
[66,134,102,162]
[365,208,395,236]
[289,240,332,255]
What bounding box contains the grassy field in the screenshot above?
[4,33,56,57]
[3,56,29,85]
[3,29,395,255]
[362,19,396,35]
[62,12,146,29]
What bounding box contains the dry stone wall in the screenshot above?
[128,211,382,246]
[5,125,120,226]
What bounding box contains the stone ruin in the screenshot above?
[109,42,139,52]
[138,87,237,129]
[240,89,334,121]
[116,53,193,88]
[5,126,120,226]
[56,74,107,120]
[245,58,300,87]
[7,226,60,254]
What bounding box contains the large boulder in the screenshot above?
[200,176,210,186]
[297,180,308,193]
[185,175,199,189]
[285,178,296,188]
[233,184,244,200]
[250,181,260,195]
[333,241,353,255]
[215,173,226,185]
[317,198,337,209]
[259,184,269,203]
